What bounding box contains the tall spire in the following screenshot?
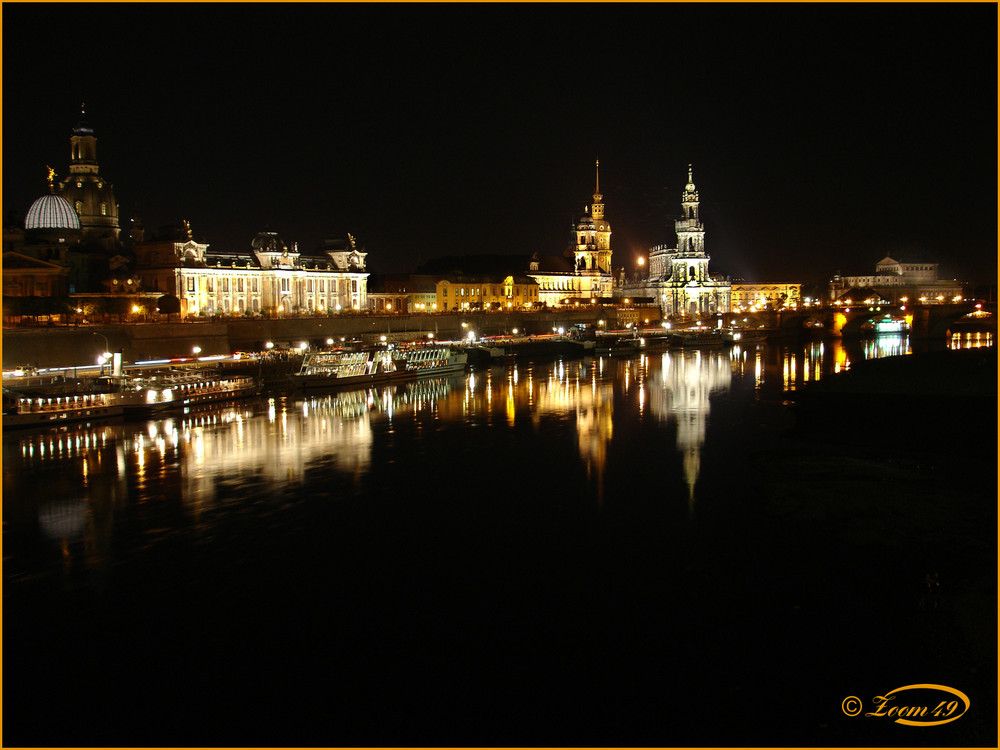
[595,159,600,194]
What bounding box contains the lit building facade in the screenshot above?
[437,274,539,311]
[730,281,802,311]
[620,166,731,317]
[134,228,369,317]
[528,161,614,306]
[829,256,963,303]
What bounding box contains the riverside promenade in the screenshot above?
[1,309,610,369]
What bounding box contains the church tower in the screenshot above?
[571,160,612,273]
[670,164,709,284]
[58,105,120,250]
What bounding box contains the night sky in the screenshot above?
[3,3,996,285]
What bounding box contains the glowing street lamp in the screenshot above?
[193,346,202,357]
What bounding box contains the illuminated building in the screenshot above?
[436,274,539,311]
[54,106,121,251]
[134,228,369,317]
[620,165,731,317]
[730,281,802,310]
[829,256,963,303]
[528,161,614,306]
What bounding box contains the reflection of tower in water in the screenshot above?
[647,350,732,507]
[457,362,615,503]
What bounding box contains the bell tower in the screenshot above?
[674,164,705,258]
[572,160,612,273]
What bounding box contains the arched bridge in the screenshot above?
[777,302,996,338]
[716,302,996,338]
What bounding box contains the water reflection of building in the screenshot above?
[442,361,615,501]
[645,350,732,505]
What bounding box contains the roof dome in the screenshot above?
[25,193,81,231]
[251,230,285,253]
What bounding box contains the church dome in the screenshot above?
[25,193,81,231]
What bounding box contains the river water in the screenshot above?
[4,334,995,747]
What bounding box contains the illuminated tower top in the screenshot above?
[58,104,120,247]
[591,160,604,221]
[681,163,699,221]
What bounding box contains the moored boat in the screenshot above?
[669,329,726,348]
[721,328,769,344]
[289,347,467,389]
[112,369,259,415]
[3,391,124,429]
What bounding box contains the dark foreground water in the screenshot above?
[4,336,995,747]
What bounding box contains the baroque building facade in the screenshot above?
[134,228,369,317]
[620,166,730,317]
[528,161,614,306]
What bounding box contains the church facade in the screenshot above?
[528,162,614,307]
[619,166,731,317]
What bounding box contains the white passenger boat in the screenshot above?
[289,347,467,389]
[112,369,260,415]
[3,391,124,429]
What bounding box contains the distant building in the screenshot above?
[528,161,614,306]
[618,166,731,317]
[730,281,802,311]
[134,228,369,317]
[829,256,963,303]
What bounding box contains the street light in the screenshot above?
[93,332,111,374]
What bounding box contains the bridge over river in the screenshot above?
[719,301,996,338]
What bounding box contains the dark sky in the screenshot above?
[4,3,996,285]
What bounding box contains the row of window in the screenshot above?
[184,276,361,294]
